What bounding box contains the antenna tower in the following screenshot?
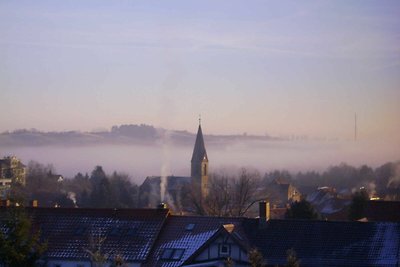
[354,113,357,141]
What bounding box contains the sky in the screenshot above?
[1,0,399,143]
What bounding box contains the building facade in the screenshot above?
[0,156,26,199]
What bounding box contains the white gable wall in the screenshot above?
[46,260,90,267]
[46,260,141,267]
[192,235,248,264]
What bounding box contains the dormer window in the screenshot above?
[219,244,230,256]
[74,226,87,235]
[161,248,185,260]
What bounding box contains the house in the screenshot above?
[0,156,26,199]
[266,178,301,208]
[244,218,400,267]
[139,176,191,212]
[306,187,351,221]
[0,207,169,267]
[1,204,400,267]
[365,200,400,222]
[144,215,248,267]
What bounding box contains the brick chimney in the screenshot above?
[157,202,167,210]
[1,199,11,207]
[30,200,38,208]
[259,201,270,228]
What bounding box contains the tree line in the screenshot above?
[10,162,139,209]
[8,160,400,213]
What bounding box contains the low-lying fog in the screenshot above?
[1,139,398,183]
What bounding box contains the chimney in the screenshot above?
[30,200,38,208]
[157,202,167,210]
[1,199,11,207]
[259,201,270,228]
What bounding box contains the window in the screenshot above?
[126,227,137,236]
[74,226,86,235]
[161,249,174,260]
[185,223,195,231]
[161,248,185,260]
[109,227,124,236]
[219,244,230,255]
[203,164,207,175]
[172,249,185,260]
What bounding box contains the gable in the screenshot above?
[187,232,248,265]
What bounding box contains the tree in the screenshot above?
[199,168,262,217]
[224,257,234,267]
[0,207,46,266]
[322,163,358,190]
[85,230,108,267]
[90,177,112,208]
[204,173,231,216]
[231,168,260,216]
[285,249,300,267]
[90,166,112,208]
[24,161,68,207]
[285,199,319,220]
[263,170,292,184]
[248,248,266,267]
[110,254,127,267]
[109,172,139,208]
[348,189,369,221]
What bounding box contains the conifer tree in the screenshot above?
[0,207,46,266]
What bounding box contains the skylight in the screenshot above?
[161,249,173,260]
[185,223,195,231]
[126,227,137,236]
[109,227,124,236]
[172,249,185,260]
[161,248,185,260]
[74,226,87,235]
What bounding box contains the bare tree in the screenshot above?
[84,230,109,267]
[186,168,262,217]
[205,173,231,216]
[231,168,260,216]
[248,248,266,267]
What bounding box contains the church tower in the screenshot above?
[191,121,209,199]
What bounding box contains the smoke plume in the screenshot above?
[387,162,400,188]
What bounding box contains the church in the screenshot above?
[138,122,209,212]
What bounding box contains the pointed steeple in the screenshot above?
[191,124,208,163]
[191,121,209,200]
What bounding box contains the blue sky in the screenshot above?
[1,1,399,143]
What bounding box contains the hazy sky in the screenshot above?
[1,1,399,142]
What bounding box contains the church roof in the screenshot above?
[191,125,208,163]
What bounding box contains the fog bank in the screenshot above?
[1,139,398,183]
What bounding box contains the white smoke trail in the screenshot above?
[387,162,400,188]
[160,130,171,202]
[68,191,77,207]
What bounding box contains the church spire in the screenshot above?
[191,120,209,200]
[191,123,208,163]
